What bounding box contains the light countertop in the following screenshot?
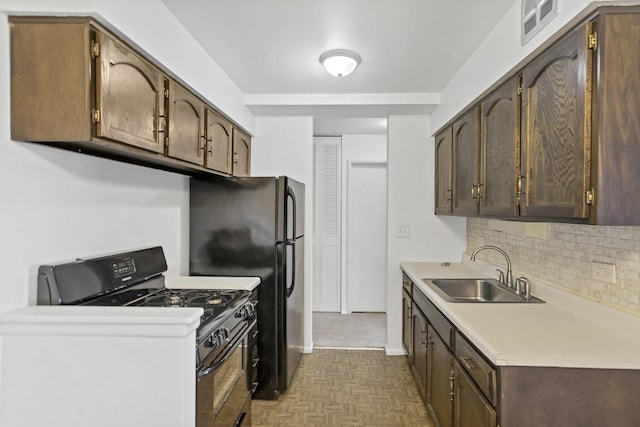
[401,259,640,370]
[165,275,261,291]
[0,305,202,337]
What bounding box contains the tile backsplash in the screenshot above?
[467,218,640,315]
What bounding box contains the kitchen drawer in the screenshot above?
[455,331,497,405]
[413,289,453,349]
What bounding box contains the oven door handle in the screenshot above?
[198,320,255,379]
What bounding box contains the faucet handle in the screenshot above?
[515,277,532,298]
[496,268,505,285]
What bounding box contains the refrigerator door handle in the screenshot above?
[285,240,296,298]
[286,186,297,240]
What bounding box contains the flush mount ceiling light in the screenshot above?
[319,49,361,77]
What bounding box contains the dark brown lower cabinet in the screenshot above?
[403,273,640,427]
[427,330,453,427]
[411,307,428,401]
[453,361,497,427]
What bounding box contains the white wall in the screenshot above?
[0,0,254,313]
[252,116,314,351]
[432,0,629,129]
[340,134,387,313]
[386,115,466,354]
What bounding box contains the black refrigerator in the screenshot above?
[190,175,305,400]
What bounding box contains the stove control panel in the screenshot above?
[112,257,136,278]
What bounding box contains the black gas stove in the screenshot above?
[37,247,254,367]
[37,246,257,426]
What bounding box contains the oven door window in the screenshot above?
[197,337,248,427]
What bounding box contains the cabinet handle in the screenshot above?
[475,182,483,199]
[449,366,456,401]
[233,153,239,165]
[200,135,207,153]
[446,188,452,202]
[460,356,478,370]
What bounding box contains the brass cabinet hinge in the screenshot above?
[164,136,169,148]
[91,41,100,58]
[92,108,101,123]
[164,88,169,99]
[588,32,597,50]
[586,188,595,205]
[517,83,523,95]
[516,175,525,206]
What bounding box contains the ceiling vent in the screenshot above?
[522,0,559,45]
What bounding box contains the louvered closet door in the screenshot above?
[312,137,341,312]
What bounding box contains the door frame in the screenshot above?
[342,160,388,314]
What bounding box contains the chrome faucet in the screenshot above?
[470,245,513,288]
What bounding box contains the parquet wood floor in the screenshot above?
[252,349,435,426]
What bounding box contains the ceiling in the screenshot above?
[162,0,516,134]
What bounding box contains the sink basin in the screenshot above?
[421,278,544,303]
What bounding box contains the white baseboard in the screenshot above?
[385,347,406,356]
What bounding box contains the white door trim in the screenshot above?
[342,160,388,314]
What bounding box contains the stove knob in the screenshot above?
[205,333,216,348]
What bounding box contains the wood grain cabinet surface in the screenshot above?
[435,7,640,225]
[167,81,206,166]
[205,108,233,174]
[434,128,453,215]
[452,107,480,216]
[401,278,413,361]
[520,22,592,220]
[479,77,520,217]
[96,31,167,154]
[232,128,252,177]
[9,16,251,178]
[411,305,428,402]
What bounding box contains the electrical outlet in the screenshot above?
[591,261,616,284]
[396,224,410,238]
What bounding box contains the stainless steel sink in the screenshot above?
[421,278,545,303]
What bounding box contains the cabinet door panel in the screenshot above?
[411,307,427,402]
[480,77,520,217]
[521,24,592,219]
[402,289,413,359]
[435,128,453,214]
[205,108,233,174]
[97,32,166,153]
[168,81,205,165]
[453,107,480,216]
[232,128,251,177]
[427,329,453,427]
[453,361,497,427]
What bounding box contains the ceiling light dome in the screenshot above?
[320,49,361,77]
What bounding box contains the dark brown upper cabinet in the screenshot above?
[10,16,251,178]
[452,107,480,216]
[96,31,167,154]
[479,77,521,217]
[167,81,206,166]
[520,23,592,220]
[589,11,640,225]
[205,109,233,174]
[232,128,252,177]
[435,128,453,215]
[435,7,640,225]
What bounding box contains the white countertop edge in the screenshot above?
[165,275,261,291]
[401,258,640,370]
[0,306,203,337]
